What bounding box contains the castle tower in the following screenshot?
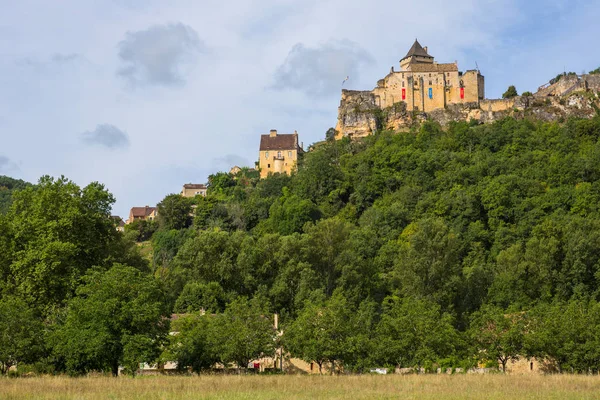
[400,39,434,71]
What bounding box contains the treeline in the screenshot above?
[2,116,600,375]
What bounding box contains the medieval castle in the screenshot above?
[336,40,600,139]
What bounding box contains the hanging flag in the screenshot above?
[460,87,465,99]
[402,88,406,100]
[428,87,433,99]
[342,76,349,86]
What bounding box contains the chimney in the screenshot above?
[270,129,277,137]
[424,46,428,54]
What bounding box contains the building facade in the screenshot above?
[127,206,157,224]
[181,183,207,198]
[258,129,303,179]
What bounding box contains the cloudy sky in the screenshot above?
[1,0,598,217]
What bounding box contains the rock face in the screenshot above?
[335,74,600,138]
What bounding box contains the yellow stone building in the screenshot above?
[181,183,207,198]
[258,129,303,179]
[372,39,484,112]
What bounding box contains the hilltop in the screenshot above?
[334,41,600,138]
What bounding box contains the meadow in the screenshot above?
[1,374,600,400]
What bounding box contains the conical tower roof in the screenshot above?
[401,39,433,61]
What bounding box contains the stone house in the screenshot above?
[181,184,207,198]
[127,206,157,224]
[258,129,304,179]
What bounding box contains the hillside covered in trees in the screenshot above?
[3,116,600,375]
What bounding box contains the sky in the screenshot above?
[1,0,599,217]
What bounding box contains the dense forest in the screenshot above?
[3,116,600,376]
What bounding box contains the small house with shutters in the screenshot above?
[258,129,303,179]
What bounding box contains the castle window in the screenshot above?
[268,164,271,168]
[288,151,292,157]
[277,151,282,158]
[429,80,432,85]
[265,152,269,159]
[402,81,405,88]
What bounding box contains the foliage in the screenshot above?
[375,296,460,369]
[157,194,193,231]
[124,218,158,242]
[209,297,275,369]
[0,296,44,374]
[502,85,518,99]
[469,305,525,372]
[166,313,219,373]
[52,264,168,376]
[3,176,124,311]
[0,176,31,214]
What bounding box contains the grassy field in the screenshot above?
[2,374,600,400]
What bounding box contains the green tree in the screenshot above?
[469,305,525,372]
[261,188,321,235]
[52,264,168,376]
[0,296,44,374]
[284,292,354,374]
[6,176,121,311]
[165,313,219,373]
[375,296,460,369]
[502,85,518,99]
[209,297,275,370]
[157,194,193,231]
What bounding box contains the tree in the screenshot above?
[124,219,158,242]
[6,176,121,312]
[165,313,219,373]
[261,188,321,235]
[469,305,525,372]
[207,172,235,195]
[502,85,518,99]
[284,292,354,374]
[157,194,193,231]
[375,296,460,369]
[0,176,31,214]
[209,297,275,371]
[52,264,168,376]
[0,296,44,374]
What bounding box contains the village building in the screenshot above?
[181,183,207,198]
[126,206,157,224]
[258,129,303,179]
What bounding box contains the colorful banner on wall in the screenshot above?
[402,88,406,100]
[428,87,433,99]
[460,87,465,99]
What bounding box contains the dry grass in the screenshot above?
[1,374,600,400]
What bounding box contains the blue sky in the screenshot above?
[0,0,598,217]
